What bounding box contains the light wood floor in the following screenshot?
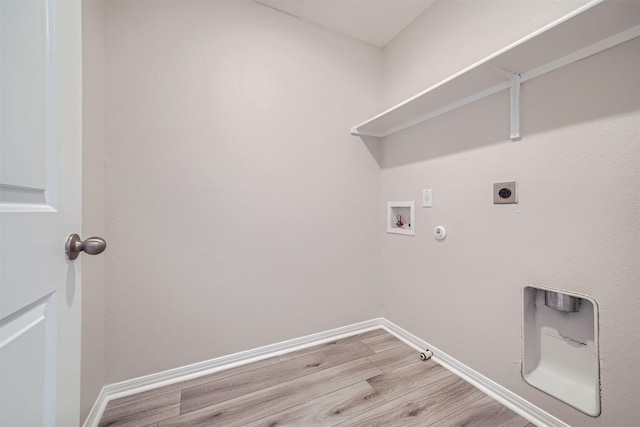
[98,329,534,427]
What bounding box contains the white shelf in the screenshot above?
[351,0,640,140]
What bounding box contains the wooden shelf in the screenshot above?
[351,0,640,140]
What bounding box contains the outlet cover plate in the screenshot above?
[494,181,518,204]
[422,189,432,208]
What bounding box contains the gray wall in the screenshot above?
[81,0,105,421]
[85,2,639,426]
[103,0,383,383]
[379,1,640,425]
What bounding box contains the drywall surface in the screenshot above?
[81,0,106,421]
[104,0,382,383]
[379,2,640,425]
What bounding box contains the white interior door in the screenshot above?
[0,0,82,426]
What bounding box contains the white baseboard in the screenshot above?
[84,317,567,427]
[380,318,569,427]
[82,318,384,427]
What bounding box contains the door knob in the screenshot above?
[65,234,107,260]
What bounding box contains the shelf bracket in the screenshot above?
[491,65,522,141]
[509,73,521,141]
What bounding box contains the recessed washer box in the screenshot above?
[522,285,600,416]
[387,201,414,236]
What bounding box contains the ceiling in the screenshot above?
[254,0,436,47]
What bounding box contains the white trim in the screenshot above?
[82,387,108,427]
[380,319,570,427]
[0,203,57,213]
[82,318,383,427]
[84,318,569,427]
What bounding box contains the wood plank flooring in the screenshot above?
[98,330,533,427]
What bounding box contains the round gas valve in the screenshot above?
[434,226,446,240]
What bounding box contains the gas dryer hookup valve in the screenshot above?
[419,350,433,361]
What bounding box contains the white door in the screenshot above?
[0,0,82,426]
